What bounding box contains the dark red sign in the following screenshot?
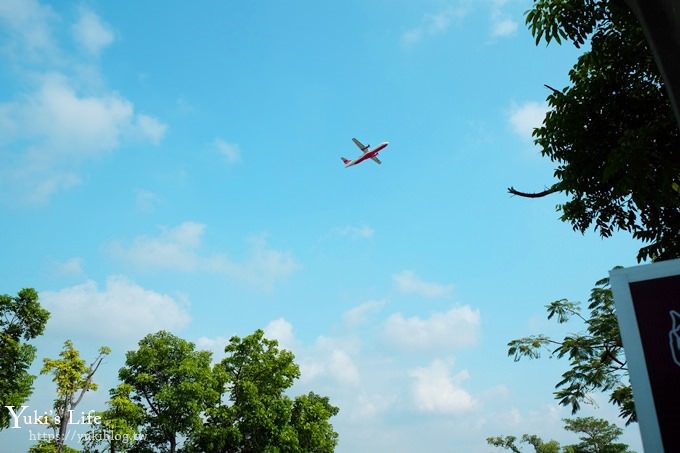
[629,275,680,451]
[611,260,680,453]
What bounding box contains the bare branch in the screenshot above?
[508,184,560,198]
[544,83,563,95]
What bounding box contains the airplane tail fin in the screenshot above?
[341,157,351,165]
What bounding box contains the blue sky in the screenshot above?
[1,1,645,451]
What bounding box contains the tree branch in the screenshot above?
[544,84,563,95]
[508,184,560,198]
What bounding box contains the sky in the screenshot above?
[0,1,646,452]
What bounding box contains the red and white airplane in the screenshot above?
[341,138,389,167]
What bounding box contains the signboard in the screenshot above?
[610,259,680,453]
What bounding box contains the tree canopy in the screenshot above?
[40,340,110,453]
[487,416,634,452]
[510,0,680,262]
[0,288,50,430]
[189,329,339,453]
[118,329,339,453]
[118,330,216,453]
[563,416,633,452]
[507,275,634,424]
[81,383,145,453]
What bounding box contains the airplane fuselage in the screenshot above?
[344,141,389,167]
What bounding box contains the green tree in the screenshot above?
[0,288,50,429]
[508,0,680,262]
[118,330,216,453]
[41,340,110,453]
[27,439,80,453]
[80,384,144,453]
[487,434,560,453]
[290,392,339,453]
[507,275,634,424]
[189,329,339,453]
[487,417,633,452]
[563,416,632,452]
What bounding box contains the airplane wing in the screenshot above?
[352,138,370,153]
[371,156,382,164]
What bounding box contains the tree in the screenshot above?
[118,330,216,453]
[508,0,680,262]
[487,434,560,453]
[290,392,339,453]
[487,416,634,452]
[507,275,635,424]
[27,439,80,453]
[80,384,145,453]
[0,288,50,429]
[563,416,632,452]
[41,340,111,453]
[188,329,339,453]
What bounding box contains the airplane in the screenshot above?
[341,138,389,167]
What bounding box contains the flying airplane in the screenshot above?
[341,138,389,167]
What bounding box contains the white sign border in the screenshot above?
[610,258,680,453]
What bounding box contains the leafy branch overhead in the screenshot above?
[510,0,680,262]
[507,275,636,425]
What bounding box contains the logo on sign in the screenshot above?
[670,310,680,368]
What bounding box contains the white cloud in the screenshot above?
[14,74,133,152]
[410,359,476,414]
[331,225,375,239]
[392,270,453,298]
[214,138,240,164]
[490,0,518,38]
[41,276,190,342]
[343,299,386,327]
[51,257,83,276]
[110,221,204,271]
[0,0,57,59]
[402,6,469,47]
[383,306,480,351]
[195,335,231,362]
[110,223,298,290]
[72,7,114,55]
[135,189,162,212]
[299,335,361,387]
[352,393,397,421]
[135,114,167,145]
[0,3,166,204]
[508,101,548,140]
[264,318,296,351]
[491,18,518,37]
[208,236,299,290]
[0,74,167,203]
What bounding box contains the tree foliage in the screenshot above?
[290,392,340,453]
[510,0,680,262]
[27,439,80,453]
[487,434,560,453]
[41,340,110,453]
[0,288,50,430]
[487,416,634,452]
[29,328,338,453]
[81,383,145,453]
[188,329,339,453]
[563,416,632,452]
[507,275,635,424]
[118,330,216,453]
